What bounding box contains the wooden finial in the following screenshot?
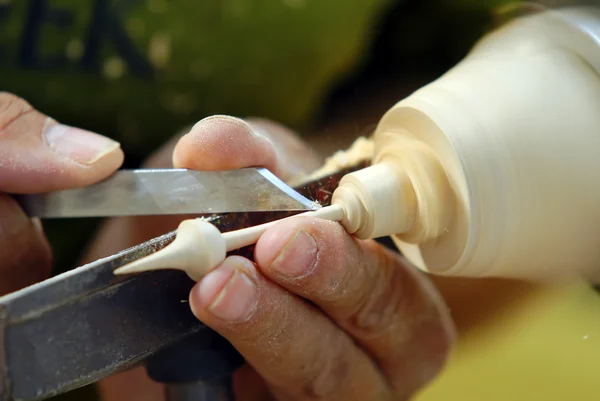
[113,205,346,281]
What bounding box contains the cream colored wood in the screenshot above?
[113,205,345,281]
[332,137,453,242]
[112,218,227,282]
[328,6,600,281]
[373,7,600,281]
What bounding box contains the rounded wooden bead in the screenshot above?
[169,219,227,281]
[113,219,226,282]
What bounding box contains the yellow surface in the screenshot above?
[417,278,600,400]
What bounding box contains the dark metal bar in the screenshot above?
[147,327,243,401]
[165,380,233,401]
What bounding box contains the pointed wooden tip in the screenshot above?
[113,252,173,276]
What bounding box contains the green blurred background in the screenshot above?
[1,0,523,399]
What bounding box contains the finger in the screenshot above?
[0,194,51,295]
[245,117,323,181]
[173,115,279,173]
[172,115,322,181]
[189,256,393,401]
[255,217,456,397]
[0,92,124,193]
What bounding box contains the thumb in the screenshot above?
[0,93,124,194]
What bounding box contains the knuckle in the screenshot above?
[0,92,31,110]
[0,92,35,134]
[298,221,352,298]
[300,339,351,399]
[348,249,416,336]
[389,342,451,400]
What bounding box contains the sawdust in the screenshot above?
[288,136,373,187]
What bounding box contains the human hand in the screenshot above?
[0,92,123,295]
[87,115,455,401]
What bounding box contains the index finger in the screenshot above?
[172,115,322,181]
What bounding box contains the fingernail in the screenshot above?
[44,123,120,165]
[247,121,279,149]
[270,229,318,279]
[192,115,248,133]
[199,257,258,322]
[31,218,44,235]
[248,124,271,140]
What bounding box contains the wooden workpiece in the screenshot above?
[115,7,600,283]
[377,6,600,282]
[113,205,345,281]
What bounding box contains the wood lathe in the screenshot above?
[117,5,600,284]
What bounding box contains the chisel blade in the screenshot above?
[15,168,319,218]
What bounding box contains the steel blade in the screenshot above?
[15,168,318,218]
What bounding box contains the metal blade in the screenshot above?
[15,168,318,218]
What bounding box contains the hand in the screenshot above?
[85,115,455,401]
[0,92,123,295]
